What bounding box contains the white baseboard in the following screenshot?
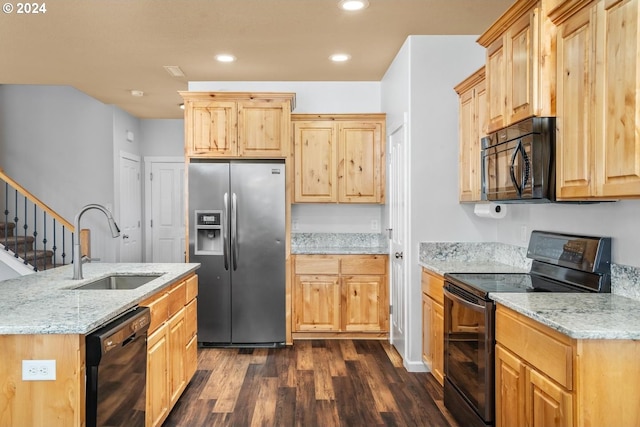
[403,358,428,373]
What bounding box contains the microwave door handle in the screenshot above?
[509,141,523,197]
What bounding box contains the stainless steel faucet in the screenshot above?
[72,204,121,279]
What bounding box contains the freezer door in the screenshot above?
[188,161,232,343]
[230,161,286,344]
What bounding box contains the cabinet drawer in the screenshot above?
[185,274,198,303]
[341,256,386,275]
[167,280,187,318]
[496,306,573,389]
[421,268,444,305]
[295,255,340,274]
[141,292,169,334]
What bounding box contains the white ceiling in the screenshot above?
[0,0,513,119]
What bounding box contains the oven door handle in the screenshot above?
[443,287,487,311]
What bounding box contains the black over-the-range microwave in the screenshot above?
[481,117,556,203]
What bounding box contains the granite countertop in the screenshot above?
[491,293,640,340]
[0,262,200,335]
[291,232,388,255]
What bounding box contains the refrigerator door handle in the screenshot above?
[231,192,239,271]
[223,192,229,270]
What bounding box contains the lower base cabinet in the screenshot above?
[292,254,388,338]
[496,304,640,427]
[421,268,444,385]
[141,274,198,427]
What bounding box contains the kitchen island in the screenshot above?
[0,262,199,427]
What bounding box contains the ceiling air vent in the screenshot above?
[163,65,185,78]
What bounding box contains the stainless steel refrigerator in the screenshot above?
[188,160,285,346]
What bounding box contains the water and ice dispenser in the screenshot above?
[194,210,223,255]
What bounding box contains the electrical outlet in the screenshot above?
[22,360,56,381]
[370,219,379,232]
[292,219,299,231]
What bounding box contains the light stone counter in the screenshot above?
[0,262,200,335]
[491,293,640,340]
[419,241,530,275]
[292,232,387,255]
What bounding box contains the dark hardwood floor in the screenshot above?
[162,340,459,427]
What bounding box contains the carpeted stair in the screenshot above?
[0,221,55,271]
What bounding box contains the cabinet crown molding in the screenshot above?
[292,113,386,121]
[179,91,296,111]
[477,0,540,46]
[454,67,486,95]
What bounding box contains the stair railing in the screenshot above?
[0,168,75,271]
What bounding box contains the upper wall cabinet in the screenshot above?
[552,0,640,199]
[292,114,386,204]
[180,92,295,158]
[455,67,487,202]
[478,0,556,133]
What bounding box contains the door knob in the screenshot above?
[395,252,403,259]
[122,234,130,239]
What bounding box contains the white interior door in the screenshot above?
[119,153,142,262]
[389,117,407,358]
[150,161,186,262]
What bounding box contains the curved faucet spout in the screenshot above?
[72,204,121,280]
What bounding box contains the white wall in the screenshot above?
[188,81,381,113]
[0,85,119,262]
[381,36,496,370]
[498,201,640,266]
[140,119,184,157]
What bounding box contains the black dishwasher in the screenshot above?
[86,306,151,427]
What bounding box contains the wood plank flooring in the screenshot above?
[162,340,459,427]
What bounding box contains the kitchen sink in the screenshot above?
[71,274,163,290]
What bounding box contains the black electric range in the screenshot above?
[442,230,612,427]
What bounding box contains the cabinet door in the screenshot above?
[495,344,527,427]
[595,0,640,197]
[556,5,597,199]
[527,368,573,427]
[342,274,388,332]
[237,100,290,157]
[168,307,186,407]
[293,121,338,202]
[486,36,507,132]
[337,121,384,203]
[507,8,537,124]
[294,275,341,331]
[431,300,444,386]
[186,101,237,157]
[458,75,485,203]
[146,323,169,427]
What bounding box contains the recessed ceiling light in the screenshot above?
[330,53,351,62]
[339,0,369,11]
[130,90,144,97]
[215,54,236,63]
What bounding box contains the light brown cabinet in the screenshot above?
[292,114,386,204]
[293,254,388,338]
[141,274,198,427]
[478,0,556,133]
[455,67,487,202]
[181,92,295,158]
[495,304,640,427]
[552,0,640,199]
[421,268,444,385]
